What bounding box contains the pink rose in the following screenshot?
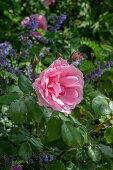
[72,53,82,60]
[21,14,47,37]
[40,0,55,7]
[32,58,84,116]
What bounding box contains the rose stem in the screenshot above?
[89,116,113,135]
[32,56,39,138]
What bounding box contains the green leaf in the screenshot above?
[41,106,52,118]
[0,141,17,156]
[18,75,33,94]
[75,149,86,161]
[92,95,111,115]
[0,92,21,105]
[87,146,101,162]
[99,144,113,158]
[66,161,76,170]
[19,142,32,160]
[78,126,88,145]
[46,117,62,142]
[61,122,81,147]
[10,99,27,124]
[69,115,81,126]
[49,160,65,170]
[104,127,113,143]
[17,127,30,136]
[101,44,113,52]
[4,71,18,82]
[59,113,70,122]
[101,70,113,84]
[8,85,23,97]
[25,96,43,122]
[29,137,43,152]
[109,101,113,111]
[9,133,28,144]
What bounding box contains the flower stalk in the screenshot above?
[89,116,113,135]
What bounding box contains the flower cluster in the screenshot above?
[37,36,55,45]
[27,152,54,164]
[24,64,39,81]
[0,41,11,57]
[21,14,47,38]
[21,49,29,58]
[38,152,54,163]
[0,41,22,76]
[49,14,67,32]
[40,47,50,57]
[18,32,32,48]
[85,61,113,82]
[21,16,39,33]
[11,165,22,170]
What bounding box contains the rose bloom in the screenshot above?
[40,0,55,7]
[21,14,47,37]
[32,58,84,116]
[72,53,82,60]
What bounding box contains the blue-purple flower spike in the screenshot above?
[49,14,67,32]
[85,61,113,82]
[11,165,22,170]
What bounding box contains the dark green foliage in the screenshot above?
[0,0,113,169]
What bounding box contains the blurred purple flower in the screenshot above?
[49,155,54,162]
[49,14,67,32]
[28,158,34,164]
[11,165,22,170]
[0,41,12,57]
[85,61,113,82]
[21,49,29,58]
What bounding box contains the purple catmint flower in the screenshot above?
[5,158,11,166]
[11,49,17,58]
[46,47,50,52]
[25,16,39,34]
[18,32,32,48]
[15,69,22,76]
[38,152,54,163]
[11,165,22,170]
[85,61,113,82]
[28,158,34,164]
[43,154,48,162]
[0,41,12,57]
[24,64,36,81]
[49,14,67,32]
[21,49,29,58]
[0,54,22,76]
[0,89,3,95]
[40,53,44,57]
[98,68,103,77]
[49,155,54,162]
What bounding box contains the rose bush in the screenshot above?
[21,14,47,37]
[40,0,55,7]
[32,57,84,115]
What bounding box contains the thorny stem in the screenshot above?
[36,122,39,138]
[56,151,67,160]
[33,68,36,80]
[56,147,75,160]
[32,56,39,138]
[89,116,113,135]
